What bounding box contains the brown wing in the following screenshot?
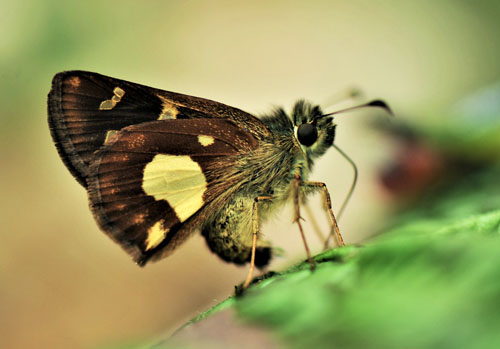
[87,118,258,265]
[47,70,269,187]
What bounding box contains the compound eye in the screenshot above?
[297,123,318,146]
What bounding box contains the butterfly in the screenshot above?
[47,71,390,288]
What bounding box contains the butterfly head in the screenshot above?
[290,99,392,168]
[291,100,336,165]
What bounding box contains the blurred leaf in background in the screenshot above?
[168,210,500,348]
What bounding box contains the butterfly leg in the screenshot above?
[293,176,316,270]
[243,195,272,289]
[300,181,345,249]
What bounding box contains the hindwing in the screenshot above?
[87,118,258,265]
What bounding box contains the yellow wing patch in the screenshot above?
[198,135,215,147]
[157,97,179,120]
[99,87,125,110]
[104,130,118,144]
[142,154,207,223]
[145,221,169,251]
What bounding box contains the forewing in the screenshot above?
[87,118,258,265]
[47,70,268,187]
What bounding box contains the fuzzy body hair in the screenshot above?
[201,101,336,267]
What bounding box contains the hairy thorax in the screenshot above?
[201,133,307,267]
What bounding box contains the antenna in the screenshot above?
[323,99,393,118]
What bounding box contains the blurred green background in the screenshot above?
[1,1,499,348]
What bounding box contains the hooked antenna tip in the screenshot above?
[367,100,393,116]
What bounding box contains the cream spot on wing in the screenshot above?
[99,100,114,110]
[104,130,118,144]
[142,155,207,222]
[145,221,169,251]
[198,135,215,147]
[158,100,179,120]
[113,87,125,98]
[99,86,125,110]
